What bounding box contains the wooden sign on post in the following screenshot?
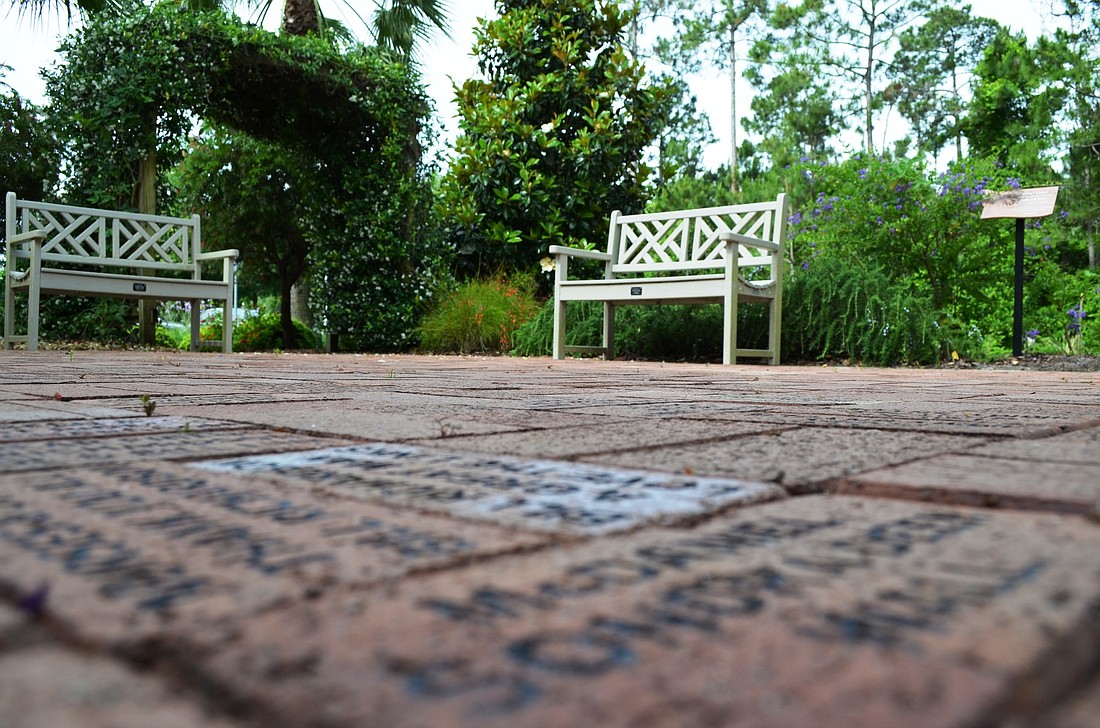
[981,186,1060,357]
[981,186,1060,221]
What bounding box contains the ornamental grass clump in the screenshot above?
[417,275,540,354]
[781,255,979,366]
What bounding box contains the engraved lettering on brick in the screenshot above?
[508,631,633,675]
[393,657,540,714]
[195,443,781,533]
[0,499,211,611]
[397,510,1004,711]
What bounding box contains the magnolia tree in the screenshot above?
[438,0,670,278]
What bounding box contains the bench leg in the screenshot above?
[3,267,12,351]
[26,253,41,352]
[552,297,566,360]
[222,300,234,354]
[602,302,615,360]
[189,300,200,353]
[723,292,738,366]
[768,296,781,365]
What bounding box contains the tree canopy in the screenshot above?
[42,2,443,350]
[439,0,670,277]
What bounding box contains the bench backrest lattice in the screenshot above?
[12,198,201,271]
[611,202,780,277]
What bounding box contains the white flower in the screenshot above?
[539,256,556,273]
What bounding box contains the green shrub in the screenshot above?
[1023,263,1099,355]
[510,300,770,362]
[417,274,540,354]
[201,311,320,351]
[233,313,320,351]
[156,324,190,350]
[781,255,980,366]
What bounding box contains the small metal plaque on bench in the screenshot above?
[133,283,147,292]
[630,286,643,296]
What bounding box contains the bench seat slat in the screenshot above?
[13,268,231,301]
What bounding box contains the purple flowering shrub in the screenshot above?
[787,155,1016,322]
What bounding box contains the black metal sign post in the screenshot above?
[981,186,1060,357]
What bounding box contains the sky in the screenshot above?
[0,0,1063,169]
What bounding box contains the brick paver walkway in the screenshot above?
[1,351,1098,728]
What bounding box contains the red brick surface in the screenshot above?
[1,351,1099,727]
[198,496,1100,728]
[0,463,545,645]
[839,450,1100,513]
[0,646,244,728]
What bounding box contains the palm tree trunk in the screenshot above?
[134,108,158,346]
[282,0,320,36]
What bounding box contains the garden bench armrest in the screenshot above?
[195,249,239,261]
[8,230,47,246]
[548,245,611,261]
[719,231,780,252]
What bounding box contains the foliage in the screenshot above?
[890,5,999,161]
[438,0,671,278]
[961,27,1071,178]
[179,310,320,351]
[782,255,980,365]
[647,73,716,186]
[646,170,739,212]
[232,313,321,351]
[43,2,443,351]
[751,0,925,156]
[1024,263,1100,355]
[0,71,58,207]
[648,0,769,191]
[786,154,1018,321]
[23,297,134,343]
[743,37,842,169]
[417,273,540,354]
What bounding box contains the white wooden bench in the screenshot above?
[4,192,238,352]
[551,194,788,365]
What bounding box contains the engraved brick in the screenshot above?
[0,429,351,473]
[194,443,785,534]
[197,497,1100,728]
[0,463,546,645]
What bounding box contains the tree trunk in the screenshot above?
[291,278,313,328]
[134,135,158,347]
[282,0,320,36]
[729,20,739,194]
[279,266,298,349]
[864,16,876,153]
[1089,221,1096,269]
